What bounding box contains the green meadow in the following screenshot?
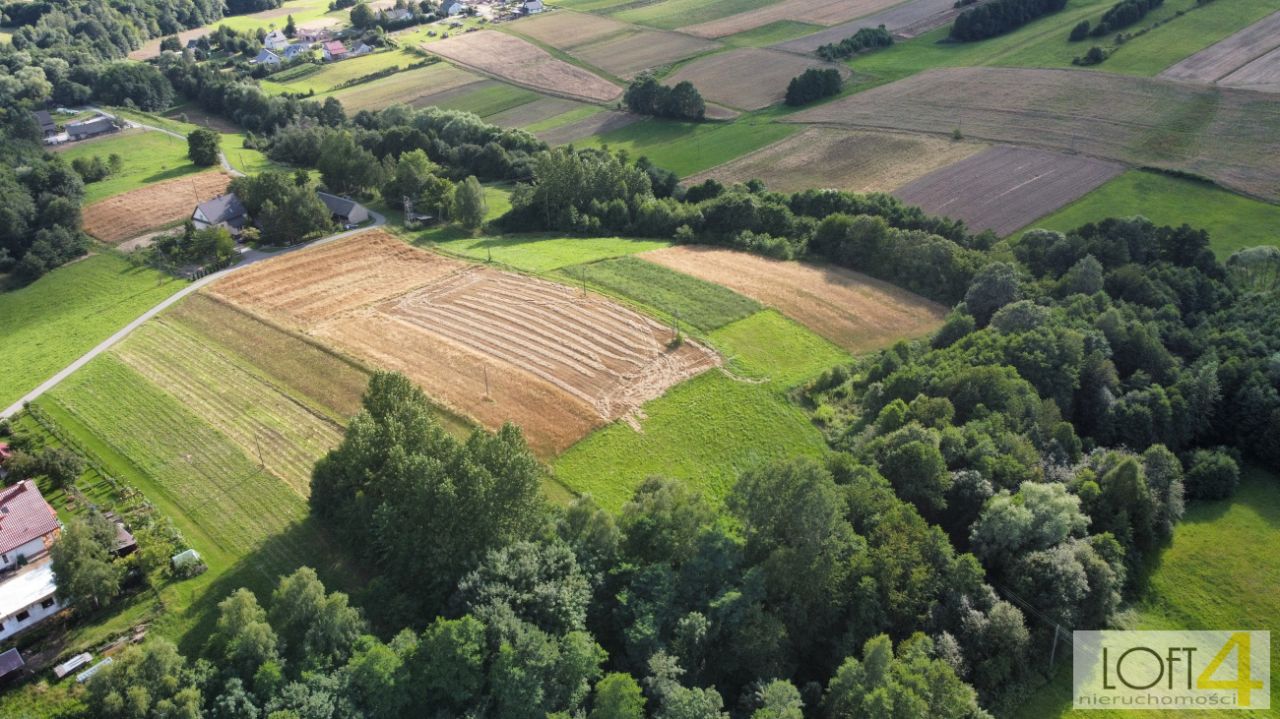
[580,118,797,177]
[261,50,421,95]
[59,131,202,204]
[433,235,671,271]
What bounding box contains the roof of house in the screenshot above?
[253,48,281,63]
[265,29,286,39]
[0,559,57,620]
[324,40,347,54]
[0,481,60,556]
[524,0,542,7]
[440,0,462,9]
[66,116,113,135]
[195,193,247,225]
[33,110,55,129]
[0,648,23,679]
[385,7,411,19]
[317,191,363,217]
[284,42,311,53]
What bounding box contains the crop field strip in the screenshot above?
[576,119,799,177]
[538,110,641,145]
[611,0,781,31]
[686,127,988,194]
[324,63,486,112]
[434,236,673,272]
[640,246,946,353]
[83,171,233,243]
[1159,10,1280,89]
[892,145,1124,236]
[773,0,975,52]
[788,66,1280,201]
[425,31,623,104]
[486,97,588,129]
[507,9,634,46]
[571,28,724,79]
[679,0,907,38]
[665,47,849,110]
[261,49,422,95]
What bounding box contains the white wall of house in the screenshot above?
[0,537,49,572]
[0,592,60,642]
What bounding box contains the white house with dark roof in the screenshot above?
[0,559,61,642]
[317,191,370,225]
[264,29,290,51]
[193,193,249,233]
[252,48,283,66]
[440,0,464,16]
[0,480,61,573]
[283,42,313,60]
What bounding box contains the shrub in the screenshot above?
[815,25,893,61]
[1069,20,1091,41]
[1184,449,1239,500]
[784,68,844,106]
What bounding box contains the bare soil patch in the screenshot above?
[83,171,232,244]
[773,0,973,52]
[538,110,641,144]
[486,97,586,128]
[687,127,987,194]
[573,29,722,78]
[326,63,484,112]
[208,231,720,456]
[1160,11,1280,86]
[667,47,848,110]
[640,246,946,352]
[893,145,1123,236]
[427,30,622,103]
[508,10,632,47]
[680,0,902,38]
[787,66,1280,200]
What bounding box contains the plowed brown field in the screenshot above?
[426,31,622,103]
[83,171,232,243]
[640,246,946,352]
[208,230,719,456]
[1160,11,1280,90]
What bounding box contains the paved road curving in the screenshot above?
[1,212,385,420]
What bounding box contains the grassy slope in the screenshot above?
[723,20,825,47]
[433,235,671,271]
[1021,170,1280,258]
[556,256,762,332]
[59,132,202,204]
[111,108,279,176]
[554,309,847,510]
[580,118,797,177]
[261,50,421,95]
[432,83,541,118]
[0,254,185,410]
[1016,465,1280,719]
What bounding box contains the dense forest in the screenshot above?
[950,0,1068,41]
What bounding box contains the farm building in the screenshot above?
[0,480,61,573]
[32,110,57,137]
[264,29,289,51]
[66,116,115,141]
[352,42,374,57]
[0,648,24,683]
[0,560,62,641]
[441,0,464,16]
[522,0,543,13]
[318,191,370,224]
[283,42,313,60]
[192,193,249,233]
[252,48,283,66]
[323,40,349,61]
[298,27,331,42]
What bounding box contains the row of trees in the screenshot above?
[949,0,1068,40]
[623,75,706,121]
[814,26,893,61]
[784,68,843,107]
[1070,0,1164,39]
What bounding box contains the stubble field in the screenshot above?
[680,0,904,38]
[572,29,723,78]
[83,171,233,243]
[426,31,622,103]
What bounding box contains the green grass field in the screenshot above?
[1016,465,1280,718]
[261,50,421,95]
[0,254,185,410]
[432,82,541,118]
[1021,171,1280,258]
[723,20,825,47]
[612,0,776,29]
[1089,0,1280,75]
[109,107,280,175]
[213,0,337,34]
[557,256,761,332]
[433,235,671,271]
[554,309,846,510]
[581,118,797,177]
[522,105,603,133]
[58,131,202,204]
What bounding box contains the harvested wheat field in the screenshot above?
[509,10,631,47]
[788,67,1280,200]
[427,31,622,103]
[326,63,483,111]
[573,30,722,78]
[538,110,641,145]
[774,0,972,52]
[641,246,946,352]
[667,48,848,110]
[208,230,720,457]
[893,146,1123,236]
[687,127,987,194]
[681,0,902,38]
[1160,12,1280,89]
[83,171,232,243]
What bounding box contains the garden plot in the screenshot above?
[773,0,975,52]
[687,127,987,194]
[426,31,622,103]
[208,231,720,457]
[666,47,849,110]
[788,67,1280,200]
[640,246,946,352]
[893,145,1123,236]
[82,171,232,244]
[680,0,903,38]
[325,63,484,112]
[1159,11,1280,90]
[572,30,722,79]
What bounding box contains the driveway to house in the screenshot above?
[1,212,385,420]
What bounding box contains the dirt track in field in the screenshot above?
[641,246,946,352]
[787,66,1280,200]
[1160,11,1280,91]
[687,127,987,194]
[680,0,902,38]
[426,30,622,103]
[667,48,849,110]
[538,110,641,145]
[773,0,974,52]
[83,171,232,244]
[893,145,1123,236]
[207,230,719,456]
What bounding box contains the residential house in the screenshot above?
[283,42,313,60]
[252,48,283,66]
[298,27,331,43]
[317,191,370,225]
[322,40,349,61]
[440,0,464,16]
[192,193,249,233]
[65,115,115,141]
[33,110,58,137]
[0,559,62,642]
[264,29,290,51]
[522,0,543,13]
[351,42,373,57]
[186,38,203,51]
[0,480,62,573]
[104,512,137,557]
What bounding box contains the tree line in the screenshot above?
[623,75,707,122]
[950,0,1068,41]
[814,26,893,61]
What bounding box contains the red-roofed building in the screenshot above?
[0,481,61,573]
[322,40,348,61]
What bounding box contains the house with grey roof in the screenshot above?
[283,42,313,60]
[440,0,464,16]
[522,0,543,13]
[193,193,249,233]
[317,191,370,225]
[252,48,283,65]
[66,115,116,141]
[264,29,290,51]
[33,110,57,137]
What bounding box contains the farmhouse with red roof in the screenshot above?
[0,480,61,573]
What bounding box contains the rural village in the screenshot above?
[0,0,1278,714]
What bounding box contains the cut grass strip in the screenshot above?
[432,235,671,272]
[579,118,798,177]
[709,309,849,388]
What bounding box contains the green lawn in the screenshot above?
[59,131,202,204]
[554,308,846,510]
[110,108,280,176]
[261,50,421,95]
[433,235,671,272]
[1021,170,1280,258]
[214,0,337,34]
[1016,465,1280,718]
[580,118,798,177]
[0,254,185,410]
[612,0,776,29]
[557,256,761,332]
[722,20,825,47]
